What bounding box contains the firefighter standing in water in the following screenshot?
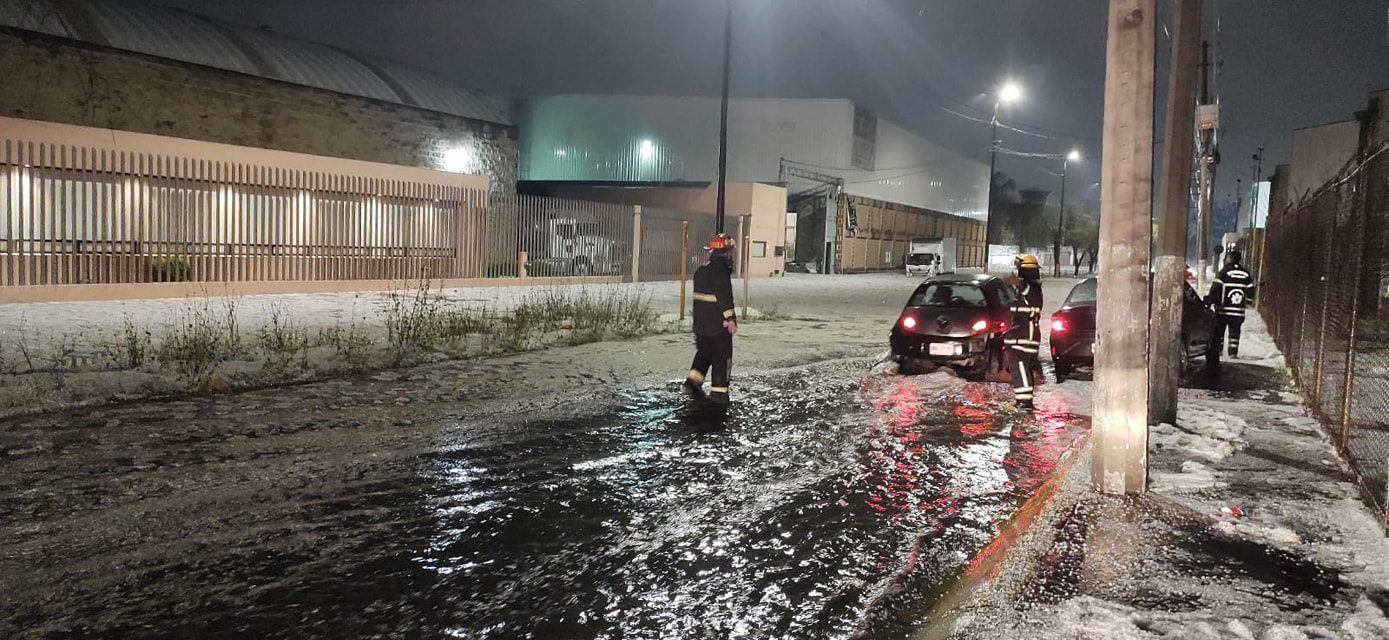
[1004,255,1045,410]
[684,233,738,404]
[1206,249,1255,365]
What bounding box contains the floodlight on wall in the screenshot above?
[639,139,656,161]
[443,146,474,173]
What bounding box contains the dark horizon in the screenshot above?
[157,0,1389,211]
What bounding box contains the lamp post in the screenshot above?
[985,81,1022,263]
[1054,149,1081,277]
[715,0,733,234]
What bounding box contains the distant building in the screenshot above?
[518,95,988,271]
[1289,120,1362,203]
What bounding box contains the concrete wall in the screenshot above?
[520,182,788,278]
[837,118,989,220]
[833,194,986,273]
[0,116,491,191]
[1289,120,1362,202]
[0,27,517,193]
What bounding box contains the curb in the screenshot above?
[909,436,1093,640]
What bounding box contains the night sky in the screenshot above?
[163,0,1389,212]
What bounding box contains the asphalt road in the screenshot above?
[1,273,1089,639]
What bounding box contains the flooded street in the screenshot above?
[2,353,1088,639]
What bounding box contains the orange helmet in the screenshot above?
[707,233,735,252]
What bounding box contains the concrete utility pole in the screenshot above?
[1094,0,1156,495]
[1149,0,1202,427]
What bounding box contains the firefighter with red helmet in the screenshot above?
[684,233,738,404]
[1004,254,1045,410]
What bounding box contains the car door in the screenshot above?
[1181,282,1216,357]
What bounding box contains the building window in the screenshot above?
[752,241,767,258]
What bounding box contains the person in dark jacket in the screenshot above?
[1206,249,1255,364]
[1004,255,1044,410]
[684,233,738,404]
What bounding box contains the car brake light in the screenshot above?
[901,315,917,330]
[971,319,989,333]
[1052,318,1067,333]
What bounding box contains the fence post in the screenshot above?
[741,214,751,320]
[679,221,689,321]
[631,205,642,283]
[518,250,528,279]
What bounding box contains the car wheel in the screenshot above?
[954,365,987,382]
[1054,357,1073,382]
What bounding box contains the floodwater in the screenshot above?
[2,363,1088,639]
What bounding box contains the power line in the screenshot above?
[781,156,967,174]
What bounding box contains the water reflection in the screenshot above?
[407,368,1089,638]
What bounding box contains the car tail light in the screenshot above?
[1051,317,1068,333]
[901,315,917,330]
[971,319,989,333]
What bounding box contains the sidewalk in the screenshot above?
[945,313,1389,638]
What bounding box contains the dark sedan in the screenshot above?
[1049,277,1215,380]
[890,273,1017,380]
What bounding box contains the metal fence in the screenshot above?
[1,139,718,290]
[637,207,719,282]
[1257,146,1389,528]
[1,140,490,286]
[484,194,637,279]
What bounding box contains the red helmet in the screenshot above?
[706,233,735,252]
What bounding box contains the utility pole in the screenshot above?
[1196,40,1219,290]
[1149,0,1202,427]
[1235,178,1244,233]
[984,82,1021,264]
[715,0,733,234]
[1094,0,1156,495]
[1054,151,1080,278]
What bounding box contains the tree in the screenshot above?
[1064,210,1100,275]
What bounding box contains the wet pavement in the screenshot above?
[1,359,1089,639]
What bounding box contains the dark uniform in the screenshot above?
[685,249,738,403]
[1206,256,1255,361]
[1004,260,1044,409]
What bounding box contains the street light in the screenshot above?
[1054,149,1082,277]
[985,80,1023,260]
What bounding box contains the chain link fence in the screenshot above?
[1257,148,1389,529]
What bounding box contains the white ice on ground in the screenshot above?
[1150,459,1220,492]
[956,310,1389,639]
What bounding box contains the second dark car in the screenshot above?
[1049,277,1215,380]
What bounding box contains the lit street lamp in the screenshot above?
[985,81,1023,258]
[1054,149,1081,277]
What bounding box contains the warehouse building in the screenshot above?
[519,95,988,272]
[0,0,516,192]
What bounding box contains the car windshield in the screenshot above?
[909,283,987,308]
[1066,279,1098,305]
[907,253,935,265]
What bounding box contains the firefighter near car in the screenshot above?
[1205,249,1255,365]
[1005,255,1045,410]
[684,233,739,404]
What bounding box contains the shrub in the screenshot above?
[151,256,192,283]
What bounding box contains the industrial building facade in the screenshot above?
[0,0,517,192]
[520,95,989,272]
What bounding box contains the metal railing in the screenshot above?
[1,140,489,286]
[1257,146,1389,529]
[1,139,718,290]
